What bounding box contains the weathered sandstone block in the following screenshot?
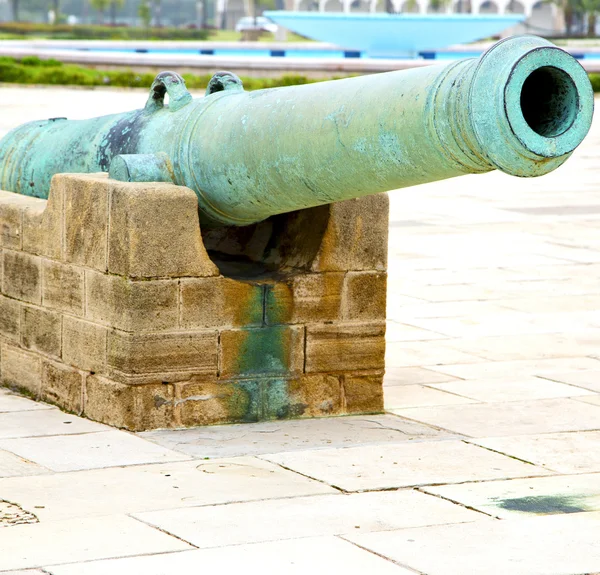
[0,175,388,430]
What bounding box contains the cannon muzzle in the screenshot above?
[0,35,593,227]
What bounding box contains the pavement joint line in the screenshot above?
[414,486,500,519]
[384,412,469,436]
[417,383,486,402]
[472,427,600,438]
[0,407,56,414]
[390,395,600,407]
[569,396,600,406]
[336,534,426,574]
[0,454,199,475]
[533,375,600,393]
[459,439,553,469]
[312,471,563,493]
[127,512,200,549]
[417,469,600,489]
[28,547,200,572]
[0,430,108,441]
[255,456,348,493]
[357,418,413,435]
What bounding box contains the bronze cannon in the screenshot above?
[0,35,594,227]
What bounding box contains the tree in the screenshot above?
[10,0,19,21]
[579,0,600,35]
[50,0,60,23]
[109,0,125,24]
[90,0,110,22]
[138,0,151,27]
[550,0,586,35]
[153,0,162,27]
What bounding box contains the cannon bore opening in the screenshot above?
[520,66,579,138]
[201,205,330,280]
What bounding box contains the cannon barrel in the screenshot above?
[0,35,593,227]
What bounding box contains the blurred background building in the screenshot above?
[0,0,586,39]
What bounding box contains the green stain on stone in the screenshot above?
[497,495,589,515]
[228,380,261,423]
[227,284,297,422]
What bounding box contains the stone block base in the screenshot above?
[0,175,388,431]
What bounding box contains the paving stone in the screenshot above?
[384,384,477,410]
[0,389,52,413]
[429,377,595,403]
[140,414,454,458]
[428,357,600,380]
[424,473,600,518]
[261,440,550,492]
[540,370,600,392]
[0,449,48,478]
[383,366,461,386]
[446,333,600,361]
[345,512,600,575]
[499,295,600,314]
[385,341,484,368]
[48,537,411,575]
[394,398,600,437]
[385,321,447,342]
[473,430,600,474]
[0,571,48,574]
[0,429,189,472]
[133,490,481,548]
[0,457,334,521]
[0,409,106,439]
[0,515,192,571]
[577,394,600,406]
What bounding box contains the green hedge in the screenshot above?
[0,22,210,40]
[0,56,316,90]
[1,57,598,93]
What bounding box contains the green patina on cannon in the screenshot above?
[0,35,594,228]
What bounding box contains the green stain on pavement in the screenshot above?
[497,495,589,515]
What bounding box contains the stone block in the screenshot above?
[42,260,84,315]
[22,188,62,259]
[342,272,387,321]
[108,180,219,278]
[2,250,41,304]
[41,360,83,414]
[220,326,304,379]
[86,271,179,332]
[85,375,174,431]
[107,330,218,383]
[305,323,386,373]
[0,195,22,250]
[62,316,107,373]
[180,277,263,329]
[63,173,110,271]
[311,194,389,272]
[177,379,261,426]
[265,273,344,325]
[342,372,384,413]
[0,295,20,342]
[21,305,61,358]
[0,344,42,398]
[285,374,344,418]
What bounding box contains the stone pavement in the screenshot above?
[1,86,600,574]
